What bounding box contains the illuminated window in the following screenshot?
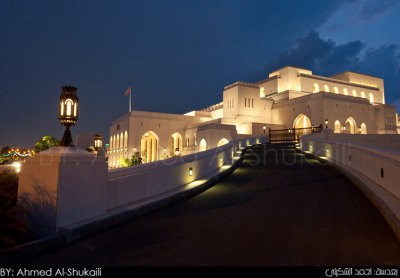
[313,83,319,93]
[343,88,348,95]
[361,91,366,98]
[124,131,128,148]
[369,93,374,103]
[74,101,78,117]
[352,90,357,97]
[260,87,265,97]
[323,85,329,92]
[360,123,367,134]
[333,87,339,94]
[334,120,341,133]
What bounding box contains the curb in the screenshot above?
[0,147,248,265]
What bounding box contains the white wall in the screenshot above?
[300,131,400,239]
[107,135,267,210]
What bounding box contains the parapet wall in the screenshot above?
[300,131,400,239]
[107,135,267,211]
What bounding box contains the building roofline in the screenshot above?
[330,70,383,80]
[269,65,312,73]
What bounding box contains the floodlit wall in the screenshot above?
[300,131,400,238]
[107,135,267,210]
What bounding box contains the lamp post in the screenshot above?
[94,134,103,156]
[58,86,79,147]
[325,119,328,129]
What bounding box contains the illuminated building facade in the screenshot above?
[109,66,398,168]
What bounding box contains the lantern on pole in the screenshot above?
[58,86,79,146]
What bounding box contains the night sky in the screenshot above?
[1,0,400,148]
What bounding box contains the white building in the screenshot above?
[108,66,398,168]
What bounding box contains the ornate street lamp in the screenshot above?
[58,86,79,146]
[94,134,103,156]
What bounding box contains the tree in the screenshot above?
[120,152,143,167]
[34,136,60,152]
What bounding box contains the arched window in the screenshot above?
[194,133,197,146]
[120,132,124,148]
[110,136,113,150]
[293,114,311,129]
[333,87,339,94]
[116,134,120,149]
[186,135,189,147]
[217,138,229,147]
[124,131,128,148]
[170,132,183,156]
[361,91,366,98]
[352,90,357,97]
[369,93,374,103]
[334,120,341,133]
[199,139,207,152]
[323,85,329,92]
[113,135,116,150]
[260,87,265,97]
[74,101,78,117]
[345,117,357,134]
[360,123,367,134]
[141,131,159,163]
[343,88,348,95]
[313,83,319,93]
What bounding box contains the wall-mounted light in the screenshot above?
[189,167,193,176]
[325,119,328,129]
[220,157,223,164]
[175,148,180,156]
[145,132,149,137]
[342,126,346,131]
[263,126,266,133]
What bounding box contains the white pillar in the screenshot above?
[18,147,108,236]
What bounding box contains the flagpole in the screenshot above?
[129,86,131,112]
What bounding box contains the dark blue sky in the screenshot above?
[1,0,399,148]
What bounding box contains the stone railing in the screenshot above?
[300,130,400,239]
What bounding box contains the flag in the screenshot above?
[124,87,131,96]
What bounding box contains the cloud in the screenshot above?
[260,31,400,110]
[351,0,399,23]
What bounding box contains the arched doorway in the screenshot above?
[345,117,356,134]
[360,123,367,134]
[217,138,229,147]
[170,132,183,156]
[199,139,207,152]
[141,131,159,163]
[334,120,341,133]
[293,114,311,129]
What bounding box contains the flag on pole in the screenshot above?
[124,87,131,96]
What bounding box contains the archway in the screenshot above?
[199,139,207,152]
[170,132,183,156]
[293,114,311,129]
[217,138,229,147]
[360,123,367,134]
[334,120,341,133]
[323,85,329,92]
[141,131,159,163]
[345,117,357,134]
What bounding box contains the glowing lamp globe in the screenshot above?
[58,86,79,146]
